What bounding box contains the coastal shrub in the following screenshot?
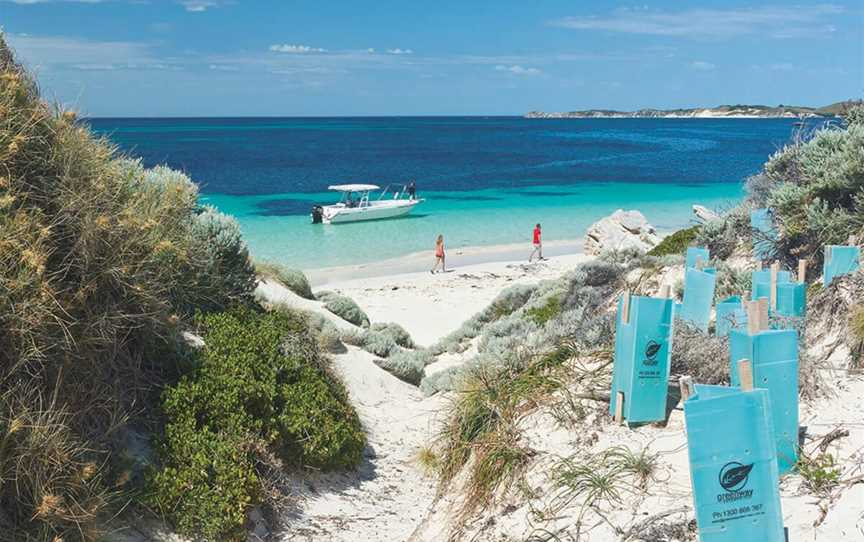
[369,322,416,349]
[670,322,729,386]
[841,103,864,127]
[525,295,562,325]
[317,290,370,327]
[851,305,864,368]
[430,283,538,354]
[147,307,365,540]
[713,261,753,301]
[695,204,752,260]
[0,36,259,540]
[361,332,400,358]
[420,366,461,396]
[255,261,315,300]
[374,349,435,385]
[647,226,701,257]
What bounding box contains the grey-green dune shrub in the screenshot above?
[374,349,435,385]
[255,261,315,300]
[317,290,370,327]
[361,332,400,358]
[369,322,416,349]
[430,283,538,355]
[147,307,365,540]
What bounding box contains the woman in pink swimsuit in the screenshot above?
[431,234,446,274]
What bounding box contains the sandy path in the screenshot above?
[281,347,446,541]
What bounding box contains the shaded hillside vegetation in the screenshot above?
[0,35,363,541]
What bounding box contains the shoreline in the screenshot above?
[305,237,588,286]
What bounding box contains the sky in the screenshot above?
[0,1,861,117]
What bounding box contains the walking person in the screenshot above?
[431,234,446,273]
[529,223,544,262]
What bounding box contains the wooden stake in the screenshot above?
[621,292,631,324]
[747,300,760,335]
[757,297,769,330]
[679,376,694,402]
[826,245,832,264]
[614,391,625,424]
[798,259,807,284]
[695,255,703,271]
[770,261,779,312]
[738,359,754,392]
[659,284,671,298]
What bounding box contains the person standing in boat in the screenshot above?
[431,234,446,274]
[529,223,544,262]
[407,180,417,201]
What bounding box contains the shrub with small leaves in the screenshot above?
[317,291,370,327]
[255,261,315,300]
[647,226,701,257]
[147,307,365,540]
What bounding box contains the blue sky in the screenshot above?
[1,1,861,116]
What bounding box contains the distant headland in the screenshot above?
[525,100,860,119]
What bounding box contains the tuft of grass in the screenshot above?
[647,226,702,257]
[255,261,314,300]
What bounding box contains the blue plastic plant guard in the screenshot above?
[751,209,776,261]
[716,296,747,337]
[729,329,799,474]
[609,294,675,423]
[751,269,806,317]
[684,384,785,542]
[775,283,806,318]
[686,247,711,269]
[679,268,716,332]
[823,245,860,286]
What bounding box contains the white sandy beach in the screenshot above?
[257,244,864,542]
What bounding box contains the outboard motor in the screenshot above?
[311,205,324,224]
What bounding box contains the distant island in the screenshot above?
[525,100,860,119]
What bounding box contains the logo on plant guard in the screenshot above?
[717,462,755,503]
[643,340,662,366]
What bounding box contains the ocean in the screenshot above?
[87,116,819,270]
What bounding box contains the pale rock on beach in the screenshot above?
[692,204,720,223]
[584,209,659,255]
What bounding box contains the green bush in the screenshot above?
[369,322,415,349]
[147,307,365,540]
[316,291,370,327]
[647,226,701,257]
[255,261,314,300]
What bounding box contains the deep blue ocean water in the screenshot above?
[87,117,819,269]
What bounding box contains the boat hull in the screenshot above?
[322,200,422,224]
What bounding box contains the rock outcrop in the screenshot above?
[692,204,720,223]
[584,209,659,255]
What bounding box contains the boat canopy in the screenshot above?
[328,184,380,192]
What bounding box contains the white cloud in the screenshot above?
[209,64,239,71]
[180,0,221,12]
[551,5,844,39]
[770,62,795,71]
[367,48,375,53]
[269,44,328,54]
[386,48,413,55]
[494,64,541,75]
[690,60,715,71]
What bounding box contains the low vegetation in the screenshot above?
[255,261,315,299]
[147,307,365,540]
[0,37,365,541]
[317,290,371,327]
[698,105,864,266]
[647,225,701,257]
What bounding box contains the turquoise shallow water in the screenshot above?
[202,182,743,268]
[87,116,819,269]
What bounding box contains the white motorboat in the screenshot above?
[311,184,423,224]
